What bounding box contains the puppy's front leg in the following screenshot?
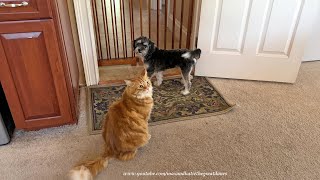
[154,71,163,86]
[181,68,192,95]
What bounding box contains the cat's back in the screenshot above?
[108,96,152,125]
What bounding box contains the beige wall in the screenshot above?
[67,0,86,86]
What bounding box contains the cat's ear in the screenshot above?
[124,80,132,86]
[140,69,147,78]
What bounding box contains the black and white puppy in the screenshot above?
[133,36,201,95]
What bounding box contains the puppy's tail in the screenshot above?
[68,155,110,180]
[190,49,201,60]
[181,49,202,63]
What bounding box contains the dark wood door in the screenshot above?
[0,0,52,21]
[0,19,73,129]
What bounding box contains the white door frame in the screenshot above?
[73,0,99,86]
[73,0,201,86]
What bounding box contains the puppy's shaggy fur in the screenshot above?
[133,36,201,95]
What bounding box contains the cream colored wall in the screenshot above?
[67,0,86,86]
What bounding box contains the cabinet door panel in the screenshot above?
[0,20,73,129]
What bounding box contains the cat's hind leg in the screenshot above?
[117,150,137,161]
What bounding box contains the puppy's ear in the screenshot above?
[133,39,137,49]
[148,40,156,52]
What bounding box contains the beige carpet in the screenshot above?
[1,62,320,180]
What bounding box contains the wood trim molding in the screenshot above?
[192,0,202,49]
[51,0,79,122]
[98,58,137,66]
[73,0,99,86]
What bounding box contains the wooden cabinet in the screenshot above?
[0,0,79,130]
[0,0,52,21]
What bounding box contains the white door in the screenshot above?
[195,0,319,83]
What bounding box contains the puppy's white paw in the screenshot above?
[148,134,151,140]
[181,89,190,95]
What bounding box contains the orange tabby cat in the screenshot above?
[69,70,153,180]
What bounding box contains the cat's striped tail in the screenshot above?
[68,155,110,180]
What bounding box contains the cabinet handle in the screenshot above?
[0,1,28,8]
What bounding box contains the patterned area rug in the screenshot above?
[87,77,235,134]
